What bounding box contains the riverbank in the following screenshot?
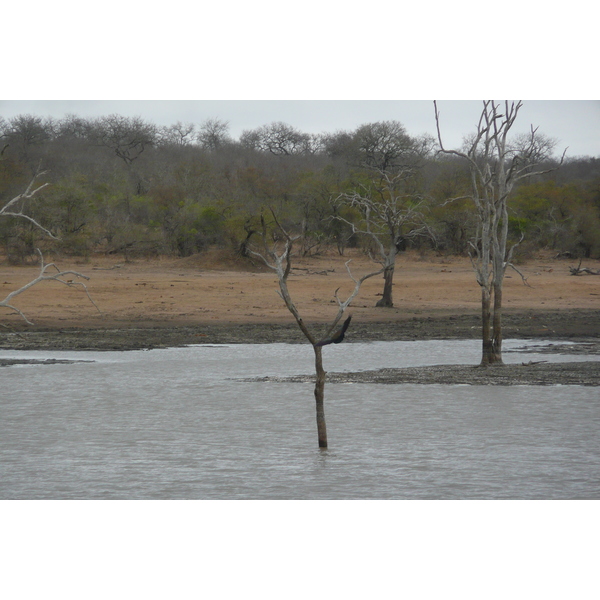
[1,250,598,344]
[1,309,599,351]
[1,251,598,383]
[2,317,599,385]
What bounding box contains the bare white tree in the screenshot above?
[1,169,101,324]
[434,100,566,365]
[1,250,99,325]
[334,168,430,307]
[248,210,382,448]
[0,169,56,239]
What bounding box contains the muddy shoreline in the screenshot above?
[246,361,600,387]
[1,309,599,351]
[2,309,599,385]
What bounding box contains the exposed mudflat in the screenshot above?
[2,251,598,384]
[1,310,599,351]
[2,328,598,385]
[246,359,600,386]
[2,251,599,347]
[0,358,93,367]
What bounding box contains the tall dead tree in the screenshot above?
[434,100,565,365]
[249,211,382,448]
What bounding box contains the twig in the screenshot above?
[506,262,531,287]
[0,169,58,240]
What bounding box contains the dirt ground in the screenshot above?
[2,249,598,384]
[1,248,599,350]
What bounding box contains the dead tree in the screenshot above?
[0,168,56,239]
[333,168,430,307]
[1,169,101,324]
[1,250,100,324]
[569,259,599,276]
[434,100,566,365]
[248,211,382,449]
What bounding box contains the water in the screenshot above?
[1,340,599,499]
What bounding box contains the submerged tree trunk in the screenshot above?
[491,281,504,363]
[376,265,394,307]
[313,346,328,448]
[480,284,503,365]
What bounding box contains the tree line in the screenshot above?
[1,111,599,266]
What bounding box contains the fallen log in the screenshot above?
[569,260,599,276]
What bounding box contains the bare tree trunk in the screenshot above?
[375,265,394,307]
[313,346,328,448]
[491,281,504,363]
[481,286,493,365]
[480,284,503,365]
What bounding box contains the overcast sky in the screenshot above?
[1,100,598,158]
[4,4,599,160]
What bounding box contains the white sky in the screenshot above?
[1,99,598,158]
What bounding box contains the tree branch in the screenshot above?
[1,249,102,324]
[248,210,381,345]
[1,170,101,324]
[0,170,58,239]
[506,262,531,287]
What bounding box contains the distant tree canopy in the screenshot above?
[1,111,598,263]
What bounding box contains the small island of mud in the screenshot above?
[247,359,599,387]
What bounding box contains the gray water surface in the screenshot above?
[1,340,599,499]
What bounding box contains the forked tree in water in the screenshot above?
[434,101,565,365]
[249,211,382,448]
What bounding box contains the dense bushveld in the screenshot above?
[1,113,599,264]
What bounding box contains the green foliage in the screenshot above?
[511,180,600,257]
[1,112,597,260]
